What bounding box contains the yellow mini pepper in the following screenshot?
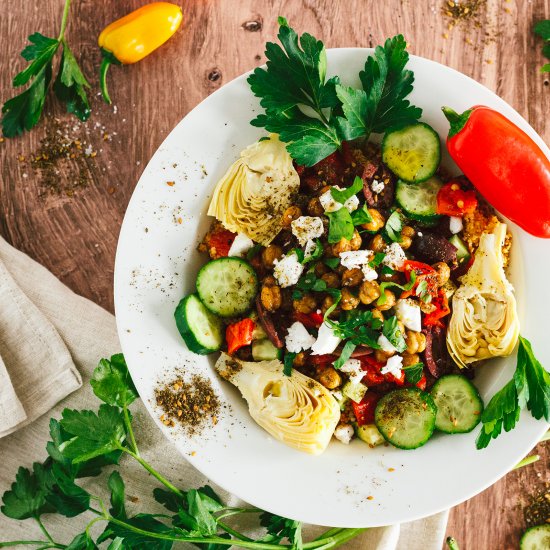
[98,2,183,104]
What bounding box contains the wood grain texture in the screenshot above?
[0,0,548,547]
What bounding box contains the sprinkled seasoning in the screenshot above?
[524,490,550,527]
[155,374,221,435]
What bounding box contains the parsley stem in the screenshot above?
[304,527,368,549]
[57,0,72,41]
[540,429,550,443]
[312,527,345,540]
[34,517,54,544]
[216,521,254,542]
[514,454,540,470]
[0,543,62,548]
[123,405,139,456]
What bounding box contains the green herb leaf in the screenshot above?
[53,41,91,121]
[403,362,424,385]
[384,210,403,242]
[186,488,223,536]
[335,84,369,141]
[91,354,139,408]
[13,33,59,87]
[45,461,91,518]
[106,538,124,550]
[260,512,303,548]
[333,341,356,369]
[59,404,127,463]
[369,252,386,267]
[351,204,373,226]
[327,207,355,243]
[534,20,550,40]
[108,471,127,520]
[284,352,296,376]
[330,176,363,204]
[323,257,340,269]
[328,309,381,347]
[66,532,98,550]
[153,488,184,513]
[246,243,262,260]
[303,239,324,264]
[103,513,175,550]
[377,270,416,306]
[382,316,407,353]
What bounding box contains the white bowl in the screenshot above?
[114,49,550,527]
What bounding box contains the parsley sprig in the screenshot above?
[0,354,366,549]
[476,336,550,449]
[534,20,550,73]
[2,0,90,137]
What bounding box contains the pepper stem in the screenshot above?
[99,57,112,104]
[441,106,472,138]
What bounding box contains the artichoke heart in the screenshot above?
[215,353,340,455]
[207,134,300,246]
[447,222,519,367]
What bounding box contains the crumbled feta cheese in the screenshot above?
[371,179,385,194]
[339,358,364,384]
[331,390,344,402]
[361,265,378,281]
[304,239,318,260]
[380,355,403,377]
[319,187,359,213]
[377,334,397,353]
[227,233,254,257]
[273,253,304,288]
[343,195,359,212]
[382,242,406,270]
[291,216,324,246]
[311,322,342,355]
[285,321,316,353]
[334,424,355,445]
[339,250,373,270]
[395,299,422,332]
[449,216,463,234]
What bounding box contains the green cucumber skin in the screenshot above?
[252,339,282,361]
[449,235,471,261]
[375,388,437,450]
[174,294,223,355]
[520,525,550,550]
[396,177,443,224]
[431,375,483,434]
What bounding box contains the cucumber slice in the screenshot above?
[382,122,441,183]
[521,525,550,550]
[396,177,443,225]
[174,294,223,355]
[430,375,483,433]
[355,423,385,447]
[375,388,437,449]
[196,257,258,318]
[449,234,470,262]
[252,339,282,361]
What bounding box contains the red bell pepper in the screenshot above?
[401,260,438,299]
[226,318,255,355]
[352,393,380,426]
[360,356,386,386]
[294,311,324,329]
[423,289,450,328]
[436,181,478,217]
[415,374,427,391]
[442,105,550,238]
[385,370,406,386]
[204,226,236,259]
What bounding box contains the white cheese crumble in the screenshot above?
[304,239,318,260]
[395,298,422,332]
[380,355,404,377]
[339,250,373,270]
[285,321,316,353]
[361,265,379,281]
[339,358,364,385]
[382,242,406,270]
[334,424,355,445]
[291,216,324,246]
[273,253,304,288]
[319,187,359,213]
[227,233,254,257]
[377,334,397,353]
[310,322,342,355]
[449,216,464,234]
[371,179,385,194]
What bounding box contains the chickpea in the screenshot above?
[321,295,341,318]
[262,244,283,269]
[263,275,277,286]
[369,234,387,253]
[307,197,324,217]
[319,366,342,389]
[420,300,437,314]
[375,348,395,363]
[340,288,360,311]
[402,352,420,367]
[261,284,282,312]
[349,229,362,251]
[321,272,340,288]
[405,330,427,354]
[377,289,396,311]
[402,226,415,238]
[281,205,302,227]
[293,352,307,368]
[342,268,363,287]
[293,293,317,314]
[400,225,415,250]
[331,238,352,256]
[371,308,385,323]
[358,280,381,305]
[432,262,451,287]
[314,261,329,277]
[362,208,385,232]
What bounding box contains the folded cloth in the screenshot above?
[0,236,448,548]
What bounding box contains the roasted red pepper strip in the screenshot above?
[401,260,438,299]
[436,181,478,216]
[360,356,386,386]
[384,370,406,386]
[423,289,450,328]
[294,311,324,328]
[204,226,236,259]
[415,374,427,391]
[352,393,379,426]
[226,318,255,355]
[442,105,550,238]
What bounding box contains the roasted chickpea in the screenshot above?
[322,295,341,318]
[263,275,277,286]
[405,330,426,354]
[369,234,387,253]
[402,226,415,238]
[349,229,362,251]
[262,245,283,269]
[377,289,396,311]
[331,238,352,255]
[420,300,437,314]
[358,280,381,305]
[281,205,302,227]
[402,352,420,367]
[319,366,342,389]
[307,197,324,217]
[375,348,395,363]
[293,293,317,314]
[400,235,413,250]
[293,352,307,368]
[371,308,385,323]
[361,208,385,232]
[432,262,451,287]
[341,268,363,287]
[321,272,340,288]
[314,261,329,277]
[340,288,360,311]
[261,284,282,312]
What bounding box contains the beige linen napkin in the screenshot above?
[0,236,448,548]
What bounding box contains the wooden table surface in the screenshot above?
[1,0,549,547]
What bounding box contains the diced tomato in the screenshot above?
[415,374,427,391]
[226,318,255,355]
[384,370,406,386]
[403,260,435,278]
[423,289,451,328]
[294,311,324,329]
[204,226,236,259]
[352,393,380,426]
[436,181,478,217]
[360,356,386,386]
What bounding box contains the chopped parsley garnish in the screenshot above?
[369,252,386,267]
[382,316,407,353]
[328,310,381,348]
[283,352,296,376]
[327,208,355,243]
[333,341,357,370]
[384,210,403,243]
[403,363,424,385]
[351,205,373,226]
[377,270,416,306]
[330,176,363,204]
[323,257,340,269]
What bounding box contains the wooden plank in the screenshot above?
[0,1,548,547]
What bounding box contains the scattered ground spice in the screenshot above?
[440,0,500,46]
[524,490,550,527]
[155,374,221,435]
